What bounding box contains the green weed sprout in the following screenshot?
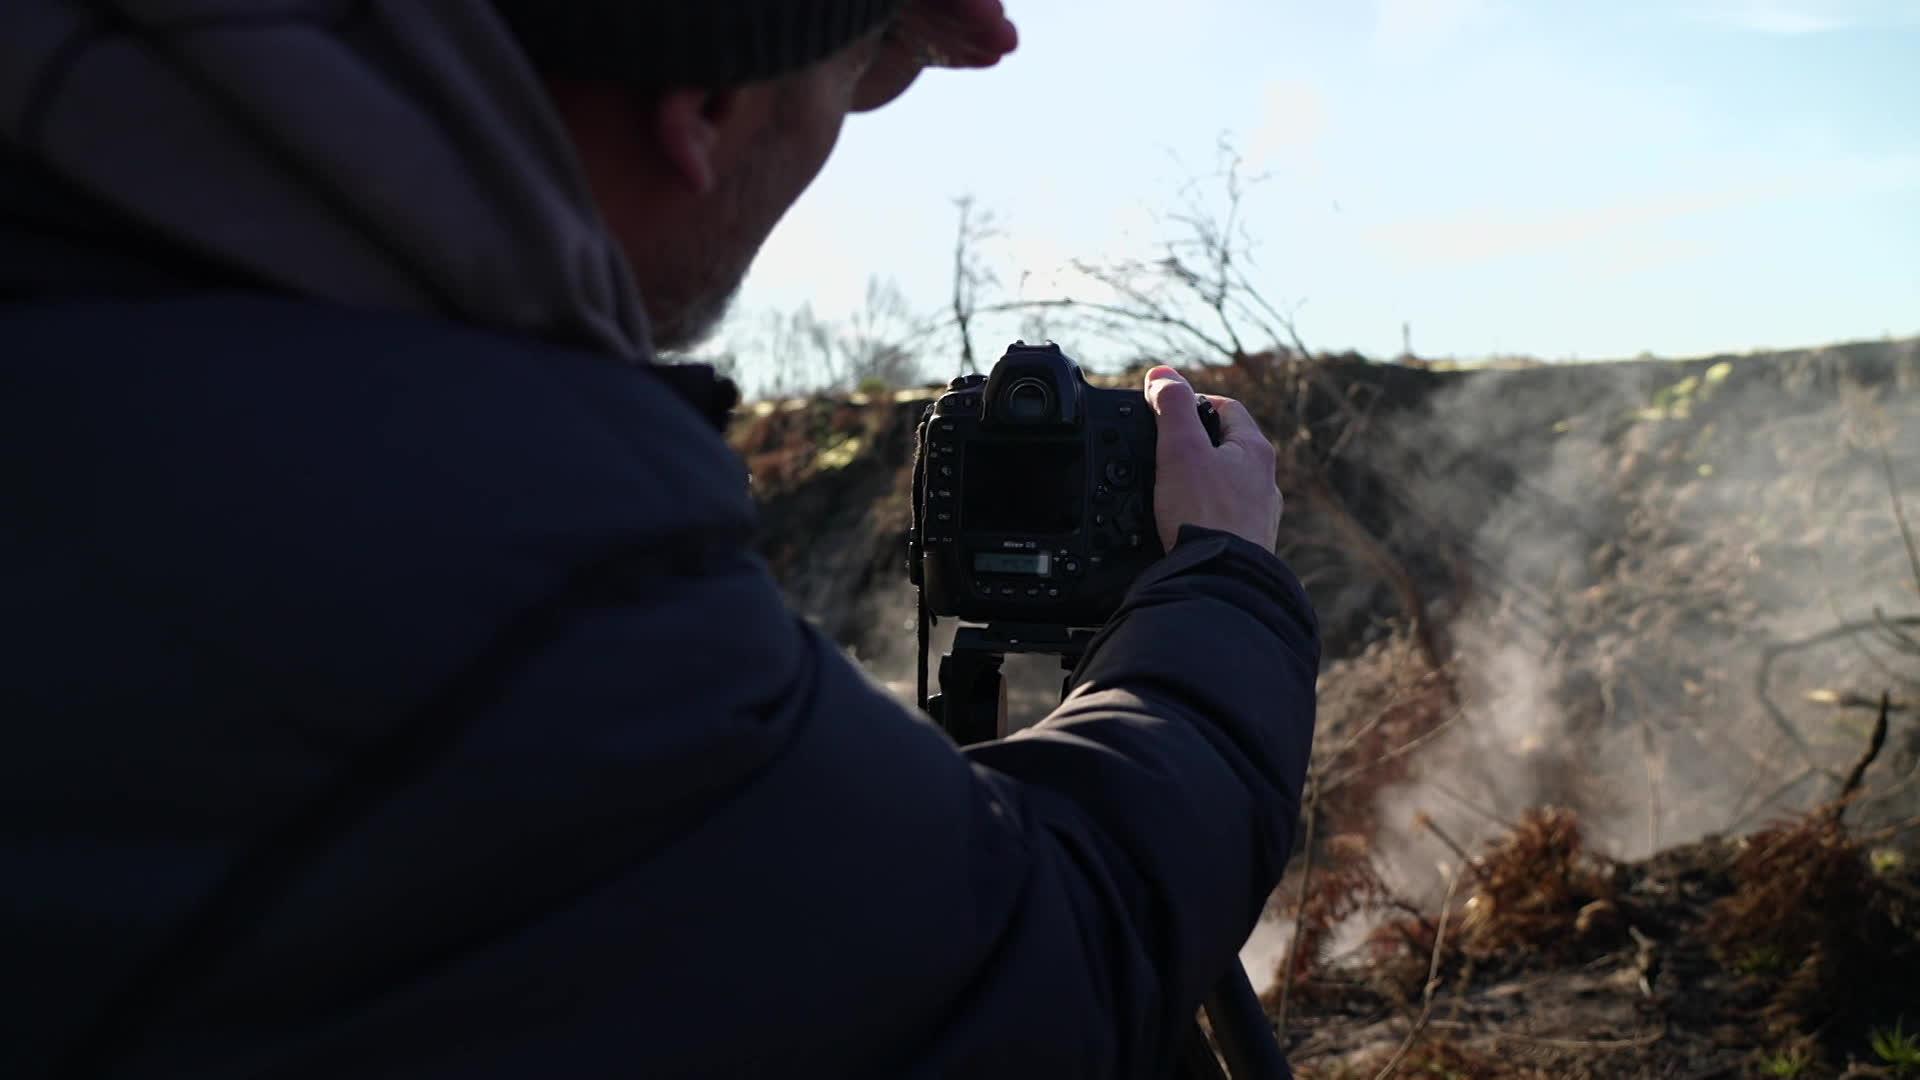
[1872,1020,1920,1074]
[1761,1046,1811,1077]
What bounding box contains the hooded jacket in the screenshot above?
[0,3,1319,1078]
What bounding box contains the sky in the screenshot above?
[708,0,1920,387]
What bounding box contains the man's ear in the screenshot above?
[652,87,747,196]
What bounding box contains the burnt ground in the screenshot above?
[1276,812,1920,1078]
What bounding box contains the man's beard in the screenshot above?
[643,133,792,354]
[648,276,743,354]
[645,216,769,354]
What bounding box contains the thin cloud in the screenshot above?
[1368,182,1791,268]
[1708,8,1851,33]
[1369,155,1920,269]
[1373,0,1490,59]
[1690,1,1920,35]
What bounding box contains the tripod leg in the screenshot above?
[1203,969,1291,1078]
[1179,1020,1229,1080]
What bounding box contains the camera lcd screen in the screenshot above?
[962,441,1082,533]
[974,551,1053,576]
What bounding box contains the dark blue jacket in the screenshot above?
[1,173,1319,1079]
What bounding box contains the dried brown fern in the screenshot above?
[1704,809,1918,1035]
[1264,848,1397,1009]
[1454,807,1619,963]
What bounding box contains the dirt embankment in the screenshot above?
[734,338,1916,680]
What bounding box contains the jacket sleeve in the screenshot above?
[955,525,1319,1074]
[180,530,1318,1080]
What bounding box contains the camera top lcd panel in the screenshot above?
[911,341,1218,628]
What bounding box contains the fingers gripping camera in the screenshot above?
[909,341,1221,627]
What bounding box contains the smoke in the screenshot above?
[1239,915,1295,998]
[1351,342,1920,905]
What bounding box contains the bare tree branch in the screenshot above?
[949,197,999,376]
[1274,772,1318,1037]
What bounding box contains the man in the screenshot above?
[0,2,1319,1077]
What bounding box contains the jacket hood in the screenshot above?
[0,0,651,358]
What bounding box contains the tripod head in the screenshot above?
[919,622,1094,743]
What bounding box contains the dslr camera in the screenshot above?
[909,341,1218,628]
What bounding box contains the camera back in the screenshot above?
[910,342,1217,627]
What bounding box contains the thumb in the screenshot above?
[1146,365,1208,453]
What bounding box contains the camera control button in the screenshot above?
[1025,586,1040,598]
[1106,461,1137,487]
[938,420,957,432]
[1117,404,1135,418]
[1093,512,1107,527]
[1063,559,1081,575]
[938,464,954,478]
[1047,587,1061,598]
[948,373,987,391]
[1092,484,1114,505]
[1000,585,1016,597]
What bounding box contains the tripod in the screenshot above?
[918,621,1292,1080]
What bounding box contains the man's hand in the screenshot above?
[1146,365,1284,553]
[853,0,1019,112]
